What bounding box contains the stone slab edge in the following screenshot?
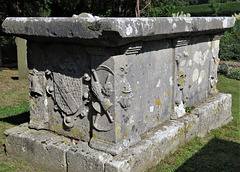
[2,17,235,39]
[4,93,232,172]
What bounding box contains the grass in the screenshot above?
[0,69,42,172]
[0,69,29,106]
[0,69,239,171]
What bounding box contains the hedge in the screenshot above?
[219,19,240,62]
[173,2,240,17]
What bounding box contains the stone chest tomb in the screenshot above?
[2,16,235,171]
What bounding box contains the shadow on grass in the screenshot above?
[11,76,19,80]
[0,112,30,125]
[176,138,240,172]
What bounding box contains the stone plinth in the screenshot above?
[2,16,235,171]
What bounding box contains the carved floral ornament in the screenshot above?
[118,62,134,110]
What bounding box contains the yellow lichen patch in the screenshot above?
[193,119,196,125]
[165,90,170,97]
[177,71,185,87]
[69,128,80,137]
[121,93,126,96]
[126,125,130,131]
[172,136,177,142]
[145,115,148,120]
[97,137,101,140]
[213,114,217,116]
[92,133,96,138]
[52,124,62,133]
[30,98,37,110]
[135,86,140,91]
[186,123,192,131]
[115,126,121,132]
[177,71,184,75]
[217,107,220,112]
[114,112,118,117]
[31,118,39,123]
[156,99,162,107]
[104,140,108,144]
[178,128,185,136]
[104,104,110,108]
[213,85,218,95]
[119,133,123,139]
[167,91,171,97]
[124,132,128,137]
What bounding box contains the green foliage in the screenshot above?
[219,19,240,62]
[227,67,240,80]
[219,67,240,80]
[173,2,240,16]
[218,2,240,16]
[49,0,129,17]
[147,0,176,17]
[0,0,51,22]
[0,36,15,47]
[185,106,194,113]
[218,67,229,76]
[174,0,188,6]
[209,0,221,16]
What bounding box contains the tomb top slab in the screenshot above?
[2,17,235,46]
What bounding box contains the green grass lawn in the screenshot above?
[0,70,239,171]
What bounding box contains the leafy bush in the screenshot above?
[227,67,240,80]
[219,19,240,62]
[173,2,240,17]
[218,67,240,80]
[147,0,176,17]
[218,67,229,76]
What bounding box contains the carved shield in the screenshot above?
[52,72,82,115]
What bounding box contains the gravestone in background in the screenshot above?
[15,37,28,78]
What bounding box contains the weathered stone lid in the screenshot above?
[2,17,236,46]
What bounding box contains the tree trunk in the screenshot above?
[136,0,140,17]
